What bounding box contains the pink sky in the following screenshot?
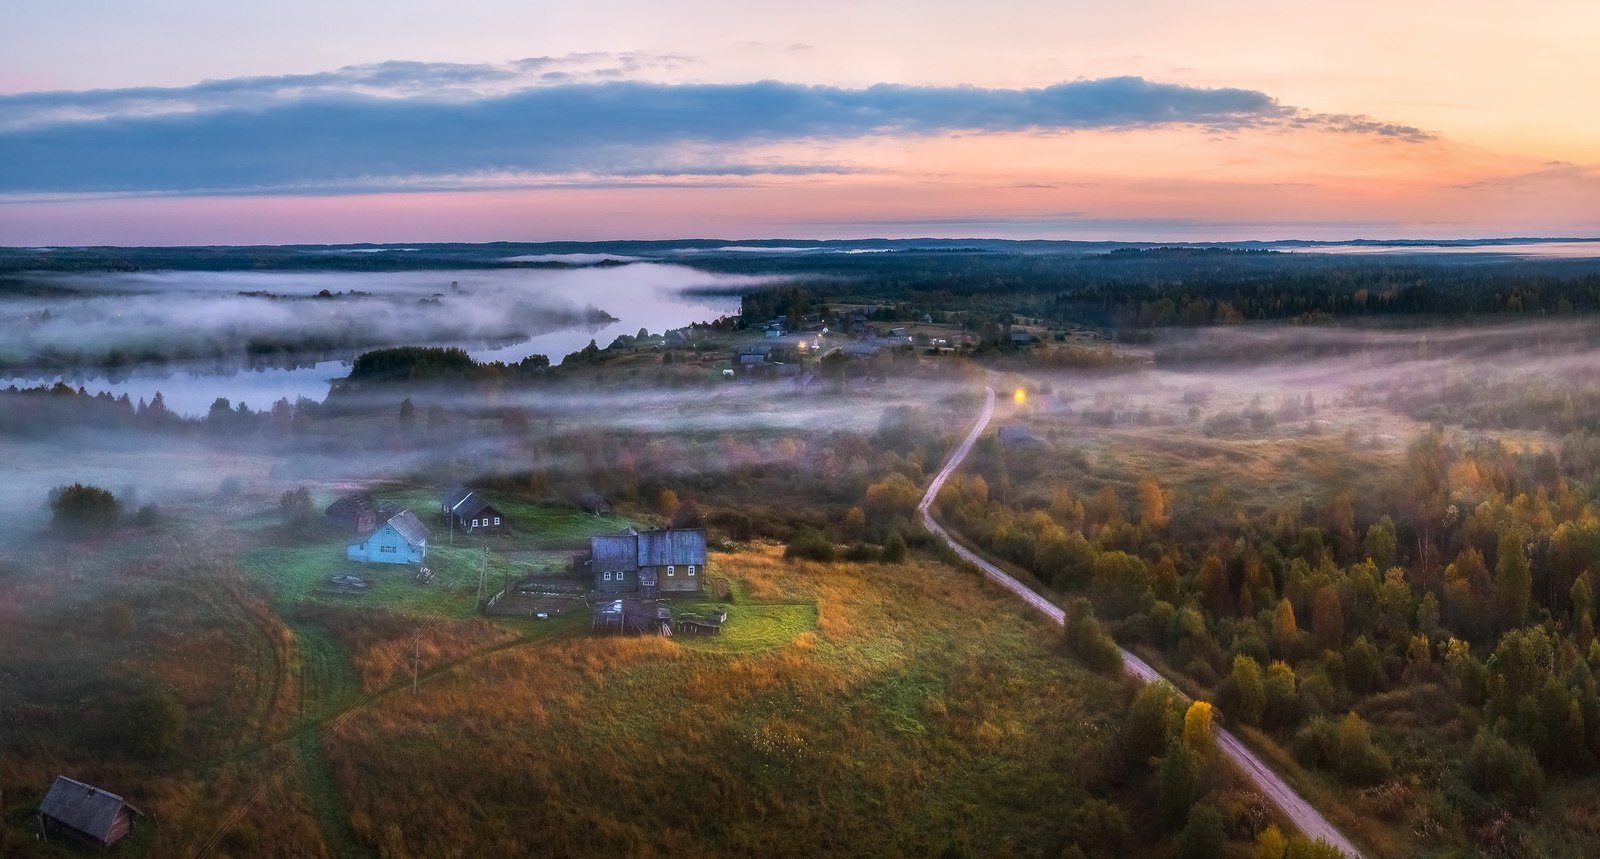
[2,0,1596,243]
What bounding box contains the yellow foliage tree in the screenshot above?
[1183,700,1214,757]
[1253,824,1287,859]
[1137,476,1169,530]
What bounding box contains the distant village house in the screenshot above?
[38,776,143,848]
[347,504,429,565]
[441,487,506,534]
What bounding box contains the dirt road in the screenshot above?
[918,385,1363,859]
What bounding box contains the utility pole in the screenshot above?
[477,548,488,611]
[411,629,421,695]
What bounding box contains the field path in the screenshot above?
[918,385,1364,859]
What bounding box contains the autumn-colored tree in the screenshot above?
[657,488,680,518]
[1196,552,1232,618]
[1138,476,1169,530]
[1495,525,1532,631]
[1272,598,1299,658]
[1231,655,1266,725]
[1253,825,1288,859]
[1183,700,1215,757]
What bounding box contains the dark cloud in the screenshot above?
[0,68,1427,196]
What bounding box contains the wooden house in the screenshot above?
[347,504,428,565]
[38,776,142,848]
[590,528,707,594]
[440,487,506,534]
[325,490,379,534]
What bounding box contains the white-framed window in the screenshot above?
[603,571,612,581]
[472,518,479,528]
[667,565,676,577]
[381,545,396,554]
[493,517,501,525]
[688,565,697,577]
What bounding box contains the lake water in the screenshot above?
[2,263,747,416]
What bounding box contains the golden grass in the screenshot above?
[313,543,1131,857]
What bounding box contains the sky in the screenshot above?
[1,0,1596,245]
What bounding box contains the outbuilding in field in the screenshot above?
[38,776,143,848]
[325,489,379,534]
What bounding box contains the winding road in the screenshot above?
[918,385,1363,859]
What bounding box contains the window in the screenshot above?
[667,565,676,577]
[472,518,479,528]
[603,571,612,581]
[688,565,696,577]
[381,545,396,554]
[493,517,501,526]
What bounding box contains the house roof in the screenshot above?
[637,529,707,567]
[384,508,430,546]
[39,777,139,842]
[442,487,495,520]
[592,534,638,571]
[325,490,377,521]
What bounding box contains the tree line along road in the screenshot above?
[917,385,1364,859]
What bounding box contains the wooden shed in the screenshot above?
[38,776,142,848]
[325,490,379,534]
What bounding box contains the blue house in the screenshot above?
[347,505,429,565]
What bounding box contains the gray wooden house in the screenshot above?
[38,776,142,848]
[440,487,506,534]
[590,528,707,595]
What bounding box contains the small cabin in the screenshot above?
[440,487,506,534]
[325,490,379,534]
[38,776,142,848]
[347,505,429,565]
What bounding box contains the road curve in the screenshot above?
[918,385,1363,859]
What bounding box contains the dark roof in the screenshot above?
[442,487,495,519]
[384,508,430,546]
[637,529,707,567]
[325,490,377,520]
[997,425,1035,444]
[39,777,139,842]
[592,534,638,571]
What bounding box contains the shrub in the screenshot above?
[1178,802,1226,859]
[49,483,120,538]
[1464,728,1544,807]
[1064,598,1123,674]
[881,530,908,564]
[1060,798,1129,859]
[784,530,836,563]
[125,685,186,757]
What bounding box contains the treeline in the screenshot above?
[936,427,1600,854]
[712,250,1600,334]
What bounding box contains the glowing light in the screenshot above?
[1014,388,1026,404]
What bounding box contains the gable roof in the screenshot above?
[39,777,139,842]
[384,508,430,546]
[637,529,706,567]
[325,490,377,521]
[592,534,638,571]
[442,487,495,520]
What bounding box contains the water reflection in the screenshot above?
[2,263,746,416]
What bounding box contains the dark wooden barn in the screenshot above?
[38,776,142,848]
[440,487,506,534]
[325,490,379,534]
